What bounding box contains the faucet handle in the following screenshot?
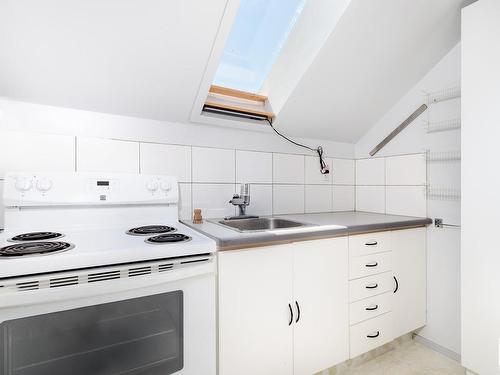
[240,183,250,196]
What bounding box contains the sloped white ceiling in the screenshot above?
[0,0,228,122]
[273,0,464,143]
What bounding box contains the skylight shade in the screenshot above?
[213,0,307,94]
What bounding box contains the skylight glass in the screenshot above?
[213,0,307,94]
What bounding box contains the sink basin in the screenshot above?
[215,217,310,232]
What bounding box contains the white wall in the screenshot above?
[0,98,356,229]
[462,1,500,374]
[356,43,462,357]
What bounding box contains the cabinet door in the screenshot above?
[391,228,427,338]
[293,238,349,375]
[218,245,294,375]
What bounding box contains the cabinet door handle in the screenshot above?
[365,241,378,246]
[367,331,380,339]
[366,283,378,289]
[393,276,399,293]
[295,301,301,323]
[288,304,293,326]
[366,304,379,311]
[365,262,378,268]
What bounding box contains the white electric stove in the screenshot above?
[0,172,216,375]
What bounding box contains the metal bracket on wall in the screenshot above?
[369,104,428,156]
[434,218,461,229]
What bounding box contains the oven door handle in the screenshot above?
[0,261,215,310]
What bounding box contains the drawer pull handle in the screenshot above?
[367,331,380,339]
[288,304,293,326]
[393,276,399,293]
[366,283,378,289]
[366,305,379,311]
[365,262,378,268]
[365,241,378,246]
[295,301,301,323]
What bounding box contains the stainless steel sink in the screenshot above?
[214,217,310,232]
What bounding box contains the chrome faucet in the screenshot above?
[227,184,257,219]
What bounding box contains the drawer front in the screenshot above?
[349,292,392,325]
[349,251,392,280]
[349,272,394,302]
[350,312,393,359]
[349,232,390,257]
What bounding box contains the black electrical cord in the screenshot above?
[266,118,329,174]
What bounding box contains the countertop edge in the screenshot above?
[184,216,432,252]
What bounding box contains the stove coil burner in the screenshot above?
[0,241,74,257]
[145,234,191,244]
[9,231,64,242]
[127,225,177,236]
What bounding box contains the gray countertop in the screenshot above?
[182,211,432,251]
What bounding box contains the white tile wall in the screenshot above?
[386,154,426,185]
[273,153,305,184]
[333,186,355,211]
[0,131,75,176]
[332,159,356,185]
[305,156,332,184]
[246,184,273,216]
[178,183,192,220]
[273,185,305,215]
[305,185,332,213]
[77,137,139,173]
[386,186,427,217]
[140,143,191,182]
[192,147,235,183]
[356,158,385,185]
[236,150,272,184]
[192,184,235,218]
[356,186,385,214]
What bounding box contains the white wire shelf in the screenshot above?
[424,118,461,133]
[425,86,461,105]
[426,150,461,162]
[427,186,461,200]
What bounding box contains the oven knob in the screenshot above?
[146,180,159,192]
[160,181,172,192]
[15,177,33,192]
[36,178,53,192]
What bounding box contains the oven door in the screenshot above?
[0,258,216,375]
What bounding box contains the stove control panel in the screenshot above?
[3,172,179,207]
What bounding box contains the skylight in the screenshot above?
[213,0,307,94]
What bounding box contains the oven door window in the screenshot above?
[0,291,183,375]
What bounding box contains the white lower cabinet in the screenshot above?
[391,227,427,338]
[218,227,427,373]
[218,238,349,375]
[348,227,427,359]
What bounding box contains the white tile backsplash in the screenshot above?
[236,150,272,184]
[178,183,192,220]
[192,183,235,218]
[273,185,305,215]
[386,186,427,217]
[77,137,139,173]
[245,184,273,216]
[385,154,426,185]
[333,185,355,211]
[305,185,332,213]
[356,186,385,213]
[0,131,75,177]
[140,143,191,182]
[305,156,332,184]
[332,158,355,185]
[356,158,385,185]
[192,147,235,183]
[273,153,305,184]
